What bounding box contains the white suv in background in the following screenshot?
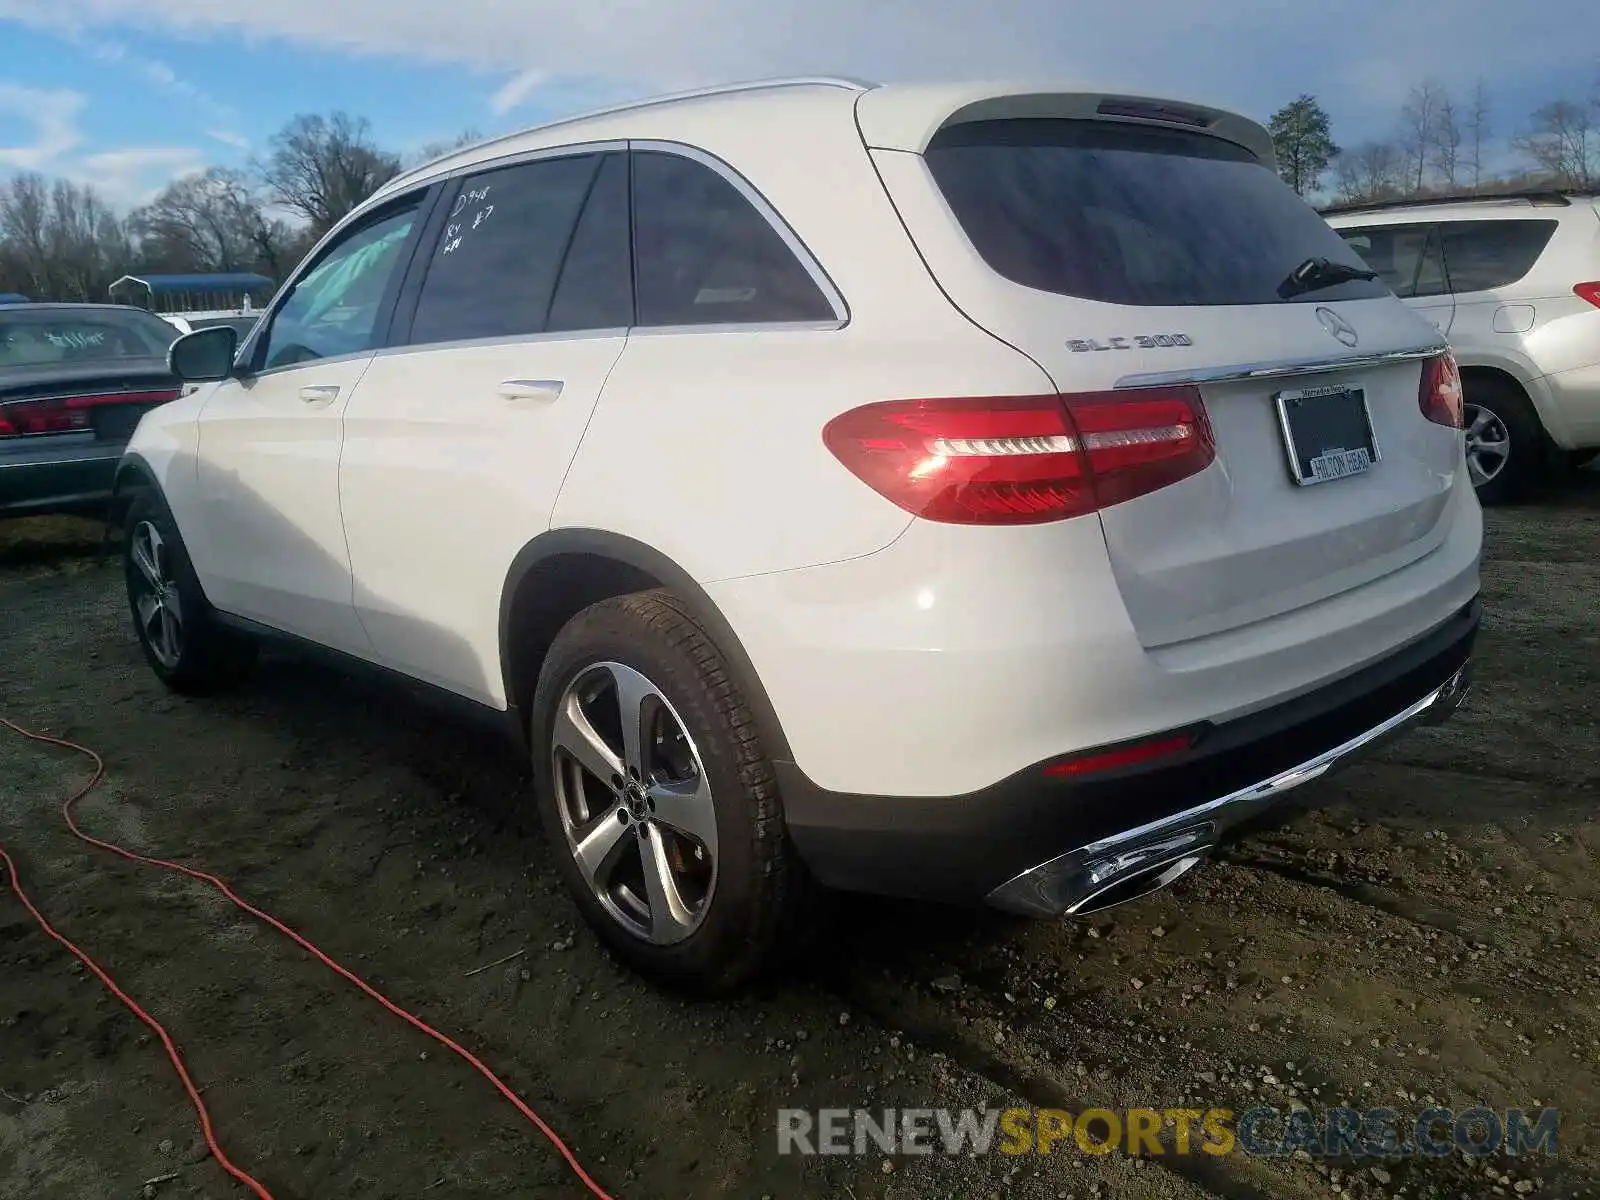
[118,78,1480,991]
[1325,192,1600,503]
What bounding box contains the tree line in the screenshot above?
[1270,74,1600,205]
[0,114,479,303]
[3,75,1597,305]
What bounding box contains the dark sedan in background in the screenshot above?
[0,304,184,518]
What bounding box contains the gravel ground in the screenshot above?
[1,476,1597,1200]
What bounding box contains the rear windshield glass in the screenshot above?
[925,119,1391,307]
[0,310,176,369]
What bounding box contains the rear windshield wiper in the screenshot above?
[1277,256,1379,300]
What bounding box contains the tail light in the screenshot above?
[1575,282,1600,309]
[821,386,1215,525]
[1418,352,1463,429]
[0,388,180,439]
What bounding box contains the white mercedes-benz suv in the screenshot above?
[1325,191,1600,504]
[118,77,1481,991]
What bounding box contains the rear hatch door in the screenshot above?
[863,102,1458,648]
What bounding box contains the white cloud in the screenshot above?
[0,85,87,170]
[0,84,204,206]
[207,129,251,150]
[0,0,1595,141]
[490,68,548,116]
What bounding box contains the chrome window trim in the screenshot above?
[629,319,846,338]
[627,138,851,328]
[374,327,630,358]
[1114,344,1447,390]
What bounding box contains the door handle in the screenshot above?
[299,384,341,404]
[498,379,563,401]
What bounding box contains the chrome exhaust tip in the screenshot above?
[1422,662,1472,725]
[1066,851,1208,916]
[987,824,1215,918]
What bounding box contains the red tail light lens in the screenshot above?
[1418,352,1463,429]
[1575,282,1600,309]
[0,388,180,439]
[821,386,1214,525]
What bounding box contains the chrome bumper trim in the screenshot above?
[986,660,1473,918]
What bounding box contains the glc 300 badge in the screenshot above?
[1067,333,1194,352]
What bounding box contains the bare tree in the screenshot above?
[257,113,402,236]
[1400,80,1448,193]
[0,174,52,297]
[1430,95,1462,189]
[1332,141,1405,205]
[410,129,486,168]
[1514,99,1596,189]
[0,174,129,301]
[129,168,268,274]
[1466,80,1492,193]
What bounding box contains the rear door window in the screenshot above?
[1336,225,1449,298]
[924,119,1391,307]
[409,154,601,345]
[630,150,836,327]
[1437,220,1558,293]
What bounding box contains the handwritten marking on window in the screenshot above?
[441,183,495,255]
[45,330,108,348]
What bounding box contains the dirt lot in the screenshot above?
[2,481,1597,1200]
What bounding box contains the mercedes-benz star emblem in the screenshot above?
[1316,306,1359,348]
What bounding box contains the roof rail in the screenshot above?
[383,75,878,194]
[1319,189,1582,216]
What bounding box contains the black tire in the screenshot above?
[123,490,257,694]
[529,589,817,994]
[1462,378,1550,506]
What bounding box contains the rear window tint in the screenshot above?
[1337,225,1449,298]
[0,312,175,368]
[925,119,1391,307]
[1437,220,1557,293]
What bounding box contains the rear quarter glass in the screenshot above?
[924,119,1390,307]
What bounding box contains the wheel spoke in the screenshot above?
[551,692,624,786]
[158,604,181,662]
[1473,435,1509,458]
[135,592,161,632]
[571,808,631,889]
[638,824,697,942]
[1468,407,1493,437]
[131,531,162,591]
[603,663,656,780]
[648,776,717,850]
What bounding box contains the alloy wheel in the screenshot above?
[550,661,718,945]
[1464,402,1511,488]
[130,520,183,669]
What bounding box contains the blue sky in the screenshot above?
[1,0,1595,208]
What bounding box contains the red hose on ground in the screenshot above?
[0,717,615,1200]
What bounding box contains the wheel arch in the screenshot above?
[498,529,795,764]
[110,452,159,517]
[1457,359,1573,449]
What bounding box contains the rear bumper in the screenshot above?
[1538,359,1600,449]
[778,597,1478,910]
[0,437,122,517]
